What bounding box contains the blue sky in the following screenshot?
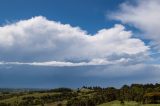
[0,0,126,34]
[0,0,160,88]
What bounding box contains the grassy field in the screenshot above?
[1,94,160,106]
[1,88,160,106]
[98,101,160,106]
[0,92,60,104]
[43,100,160,106]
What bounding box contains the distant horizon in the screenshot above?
[1,82,160,90]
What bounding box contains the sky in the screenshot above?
[0,0,160,88]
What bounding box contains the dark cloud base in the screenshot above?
[0,65,159,88]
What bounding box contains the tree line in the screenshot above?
[67,83,160,106]
[0,83,160,106]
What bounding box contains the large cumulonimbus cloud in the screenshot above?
[0,16,148,65]
[110,0,160,50]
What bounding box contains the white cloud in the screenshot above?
[110,0,160,50]
[0,58,131,67]
[0,16,148,62]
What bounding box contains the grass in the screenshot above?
[41,100,67,106]
[98,101,160,106]
[1,91,160,106]
[0,92,59,104]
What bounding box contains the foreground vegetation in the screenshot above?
[0,83,160,106]
[98,100,160,106]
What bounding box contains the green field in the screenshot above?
[1,93,160,106]
[0,92,59,104]
[98,101,160,106]
[0,88,94,106]
[1,86,160,106]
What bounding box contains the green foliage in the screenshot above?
[1,84,160,106]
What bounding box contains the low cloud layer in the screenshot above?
[0,58,130,67]
[0,16,148,63]
[0,63,160,88]
[110,0,160,50]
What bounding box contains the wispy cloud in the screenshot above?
[109,0,160,50]
[0,58,130,67]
